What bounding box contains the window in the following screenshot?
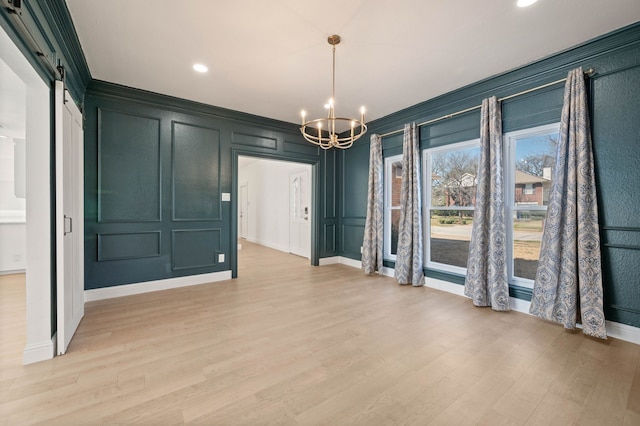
[505,123,559,287]
[423,140,481,274]
[523,183,534,195]
[384,155,402,260]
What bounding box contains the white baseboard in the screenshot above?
[605,321,640,345]
[84,270,233,302]
[424,276,466,297]
[338,257,362,269]
[23,334,55,365]
[0,269,26,276]
[319,256,340,266]
[330,258,640,346]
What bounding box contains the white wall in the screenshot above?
[238,158,311,253]
[0,137,27,272]
[0,223,26,272]
[1,24,53,364]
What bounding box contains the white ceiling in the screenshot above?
[65,0,640,125]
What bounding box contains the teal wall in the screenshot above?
[339,23,640,328]
[83,81,339,289]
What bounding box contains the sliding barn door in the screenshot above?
[55,80,84,355]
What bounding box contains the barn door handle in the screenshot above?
[64,215,72,235]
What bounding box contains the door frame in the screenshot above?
[0,24,54,364]
[231,150,320,278]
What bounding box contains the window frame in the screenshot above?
[504,122,560,289]
[422,139,480,275]
[383,154,403,261]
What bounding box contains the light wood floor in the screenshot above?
[2,241,640,425]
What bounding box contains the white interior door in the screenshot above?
[289,170,310,259]
[55,81,84,355]
[240,183,248,239]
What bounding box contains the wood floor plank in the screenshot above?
[1,241,639,425]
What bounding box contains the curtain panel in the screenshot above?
[464,96,510,311]
[530,67,607,339]
[395,123,424,286]
[362,134,384,275]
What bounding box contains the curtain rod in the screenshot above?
[378,68,595,139]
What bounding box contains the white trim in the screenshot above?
[424,276,466,297]
[333,259,640,346]
[84,271,233,302]
[504,123,559,289]
[338,256,362,269]
[423,140,480,275]
[23,334,55,365]
[0,269,25,275]
[606,321,640,345]
[319,256,340,266]
[0,210,26,223]
[505,296,640,345]
[384,154,402,262]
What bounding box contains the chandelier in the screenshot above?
[300,35,367,150]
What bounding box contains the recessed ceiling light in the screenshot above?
[517,0,539,7]
[193,63,208,73]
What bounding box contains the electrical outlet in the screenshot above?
[360,246,363,254]
[218,253,225,263]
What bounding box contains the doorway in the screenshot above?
[1,25,53,364]
[237,156,312,259]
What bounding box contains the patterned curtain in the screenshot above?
[362,134,384,275]
[464,96,510,310]
[395,123,424,286]
[530,67,606,339]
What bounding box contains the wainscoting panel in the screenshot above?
[172,228,221,270]
[324,149,337,219]
[232,132,277,150]
[98,109,161,223]
[98,231,161,261]
[341,222,364,258]
[323,224,336,254]
[172,122,221,221]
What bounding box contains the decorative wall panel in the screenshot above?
[172,122,221,221]
[98,109,161,222]
[232,132,277,150]
[98,231,161,261]
[172,228,221,270]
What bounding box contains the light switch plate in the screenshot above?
[221,192,231,201]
